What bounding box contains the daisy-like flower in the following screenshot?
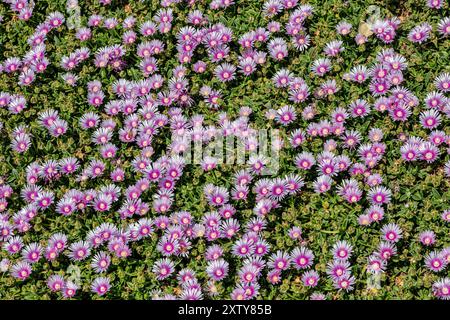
[268,38,288,60]
[311,58,332,76]
[214,63,236,82]
[334,274,356,291]
[442,210,450,222]
[205,245,224,261]
[434,72,450,92]
[426,0,444,9]
[349,99,371,118]
[310,292,327,300]
[232,238,254,257]
[76,27,91,41]
[205,185,229,207]
[48,233,68,252]
[419,142,440,163]
[268,250,291,271]
[287,226,302,240]
[177,269,197,285]
[424,91,447,109]
[419,230,436,246]
[47,274,65,292]
[294,152,315,170]
[3,236,24,254]
[272,69,293,88]
[263,0,283,18]
[289,83,310,104]
[324,40,344,57]
[157,236,179,256]
[90,251,111,273]
[238,57,256,76]
[91,277,110,296]
[35,190,54,209]
[408,23,432,43]
[420,109,441,129]
[267,269,282,284]
[326,259,351,279]
[378,241,397,261]
[367,186,392,205]
[238,264,260,283]
[367,254,387,274]
[345,65,369,83]
[46,12,65,28]
[313,175,333,193]
[11,133,31,153]
[68,240,91,261]
[302,270,320,287]
[292,33,311,51]
[179,287,203,300]
[289,129,306,148]
[291,246,314,269]
[381,223,403,243]
[364,205,384,223]
[400,143,419,161]
[433,278,450,300]
[152,258,175,280]
[336,21,352,35]
[11,261,32,280]
[332,240,353,261]
[275,105,297,125]
[62,281,78,298]
[437,17,450,37]
[425,251,447,272]
[319,79,339,96]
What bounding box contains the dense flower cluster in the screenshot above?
[0,0,449,300]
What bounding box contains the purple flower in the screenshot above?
[68,240,91,261]
[433,278,450,300]
[291,246,314,269]
[408,23,432,43]
[437,17,450,37]
[367,254,387,274]
[426,0,444,8]
[3,236,24,254]
[334,274,356,291]
[91,277,111,296]
[332,241,353,261]
[152,258,175,280]
[268,250,290,271]
[425,251,447,272]
[302,270,320,287]
[336,21,352,35]
[419,231,436,246]
[62,281,78,298]
[11,261,32,280]
[275,105,297,125]
[232,239,254,257]
[367,186,392,205]
[381,223,403,243]
[311,58,332,76]
[47,274,65,292]
[434,72,450,92]
[91,252,111,273]
[310,292,327,300]
[206,258,229,281]
[239,264,260,283]
[48,233,68,252]
[267,269,281,284]
[214,63,236,82]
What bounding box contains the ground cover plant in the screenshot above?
[0,0,449,300]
